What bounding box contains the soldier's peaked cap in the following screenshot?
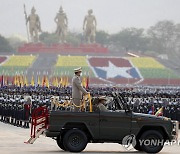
[74,67,82,73]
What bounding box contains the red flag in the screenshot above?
[86,76,89,89]
[1,75,4,87]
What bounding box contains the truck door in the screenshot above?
[99,111,131,141]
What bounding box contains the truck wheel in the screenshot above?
[57,135,66,151]
[140,130,164,153]
[63,129,88,152]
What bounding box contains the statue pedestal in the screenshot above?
[18,43,108,54]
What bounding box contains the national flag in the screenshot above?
[88,57,141,83]
[155,107,163,117]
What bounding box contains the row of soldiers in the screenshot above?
[0,85,180,129]
[128,98,180,121]
[1,85,180,98]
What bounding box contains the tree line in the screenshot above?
[39,20,180,56]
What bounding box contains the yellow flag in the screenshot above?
[54,77,58,87]
[31,75,35,86]
[52,77,56,86]
[38,76,40,85]
[82,76,86,87]
[15,75,17,86]
[3,76,5,86]
[65,76,69,87]
[62,76,65,87]
[24,76,28,86]
[60,77,63,86]
[17,75,20,87]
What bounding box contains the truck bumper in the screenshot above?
[45,130,60,137]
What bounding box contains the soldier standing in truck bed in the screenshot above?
[72,67,88,112]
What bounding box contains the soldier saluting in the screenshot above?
[72,67,88,112]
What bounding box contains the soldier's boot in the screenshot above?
[2,116,5,122]
[19,121,22,127]
[23,121,26,128]
[11,118,14,124]
[16,121,20,127]
[4,117,7,123]
[26,122,30,128]
[6,117,10,123]
[14,120,17,126]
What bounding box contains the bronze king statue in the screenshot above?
[25,6,42,43]
[83,9,97,44]
[54,6,68,43]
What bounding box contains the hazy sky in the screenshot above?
[1,0,180,37]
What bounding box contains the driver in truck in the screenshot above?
[97,96,109,112]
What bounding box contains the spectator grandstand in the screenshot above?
[0,55,36,76]
[129,57,180,84]
[0,54,179,85]
[0,56,7,64]
[53,56,95,77]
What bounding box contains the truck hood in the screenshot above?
[132,112,167,121]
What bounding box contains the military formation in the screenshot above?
[0,85,71,128]
[0,85,180,129]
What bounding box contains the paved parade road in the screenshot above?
[0,122,179,154]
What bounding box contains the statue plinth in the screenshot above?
[18,43,108,53]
